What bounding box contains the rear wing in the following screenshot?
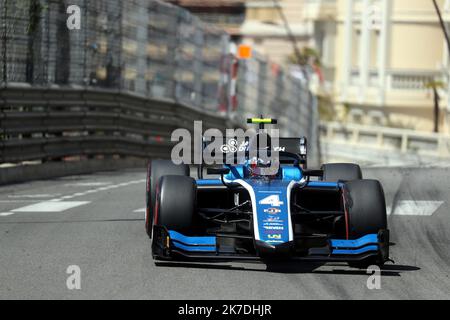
[198,136,308,178]
[278,137,308,165]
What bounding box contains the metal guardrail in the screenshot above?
[320,121,450,161]
[0,85,237,164]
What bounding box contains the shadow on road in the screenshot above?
[155,261,420,277]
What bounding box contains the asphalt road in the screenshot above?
[0,167,449,300]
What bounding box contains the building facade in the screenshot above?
[315,0,450,133]
[165,0,450,133]
[239,0,312,66]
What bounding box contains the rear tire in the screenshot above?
[344,180,387,268]
[145,160,189,238]
[322,163,362,182]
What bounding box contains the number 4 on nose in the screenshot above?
[259,195,284,207]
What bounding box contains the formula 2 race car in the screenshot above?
[145,118,390,268]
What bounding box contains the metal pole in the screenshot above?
[431,0,450,133]
[83,0,87,86]
[434,87,440,133]
[45,0,50,84]
[432,0,450,55]
[2,0,7,83]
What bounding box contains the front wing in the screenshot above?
[152,226,390,263]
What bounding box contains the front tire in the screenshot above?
[151,175,197,261]
[343,179,388,268]
[154,175,196,232]
[145,160,189,238]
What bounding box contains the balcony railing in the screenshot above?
[349,69,447,91]
[387,70,447,91]
[320,121,450,159]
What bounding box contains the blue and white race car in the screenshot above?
[146,118,390,267]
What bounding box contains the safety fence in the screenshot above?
[0,0,319,166]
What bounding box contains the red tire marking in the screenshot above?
[153,182,160,226]
[145,163,151,230]
[342,188,350,240]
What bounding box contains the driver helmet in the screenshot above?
[246,133,280,177]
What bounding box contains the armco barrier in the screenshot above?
[0,158,146,186]
[0,84,238,164]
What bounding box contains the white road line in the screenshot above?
[64,182,112,187]
[387,200,444,216]
[11,201,90,213]
[8,194,61,199]
[97,187,111,191]
[0,200,42,203]
[0,212,15,216]
[1,179,146,216]
[133,208,146,213]
[50,179,145,202]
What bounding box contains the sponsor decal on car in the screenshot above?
[259,195,284,207]
[263,222,284,227]
[263,226,284,230]
[220,139,248,154]
[263,207,281,215]
[263,222,284,226]
[264,229,284,235]
[267,234,282,240]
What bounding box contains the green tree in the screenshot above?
[286,47,321,67]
